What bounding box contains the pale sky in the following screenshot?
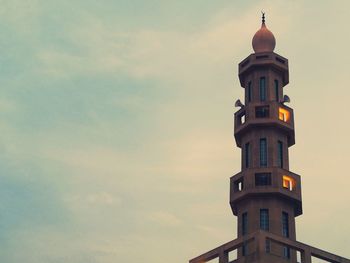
[0,1,349,262]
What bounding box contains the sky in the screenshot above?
[0,1,349,262]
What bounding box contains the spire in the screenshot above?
[252,12,276,53]
[262,11,265,24]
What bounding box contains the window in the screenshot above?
[255,173,271,186]
[283,247,291,259]
[241,114,245,124]
[238,112,246,124]
[282,212,289,237]
[274,79,279,102]
[276,57,286,64]
[247,81,252,102]
[242,242,247,256]
[242,212,248,235]
[277,141,283,168]
[255,106,269,118]
[260,209,269,231]
[244,143,250,168]
[265,239,271,253]
[260,138,267,167]
[282,175,295,191]
[259,77,266,101]
[279,107,290,122]
[234,178,244,192]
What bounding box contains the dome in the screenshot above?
[252,15,276,53]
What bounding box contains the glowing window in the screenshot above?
[282,176,295,191]
[279,107,290,122]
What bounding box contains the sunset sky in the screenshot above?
[0,1,349,262]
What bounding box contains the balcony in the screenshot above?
[229,168,302,216]
[234,102,295,147]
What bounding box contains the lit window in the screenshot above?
[279,107,290,122]
[282,175,295,191]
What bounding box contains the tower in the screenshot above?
[231,12,300,261]
[190,14,350,263]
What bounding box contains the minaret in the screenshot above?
[231,13,301,260]
[189,14,349,263]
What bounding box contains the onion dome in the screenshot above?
[252,13,276,53]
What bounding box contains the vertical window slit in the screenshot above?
[260,77,266,102]
[260,138,267,167]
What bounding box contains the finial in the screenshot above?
[261,11,265,24]
[252,11,276,53]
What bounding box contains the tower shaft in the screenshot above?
[230,50,301,260]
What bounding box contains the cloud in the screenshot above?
[148,211,183,226]
[63,192,122,208]
[34,7,257,83]
[0,98,17,112]
[86,192,121,206]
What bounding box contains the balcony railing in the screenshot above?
[234,102,295,147]
[229,169,302,216]
[189,230,350,263]
[234,103,294,131]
